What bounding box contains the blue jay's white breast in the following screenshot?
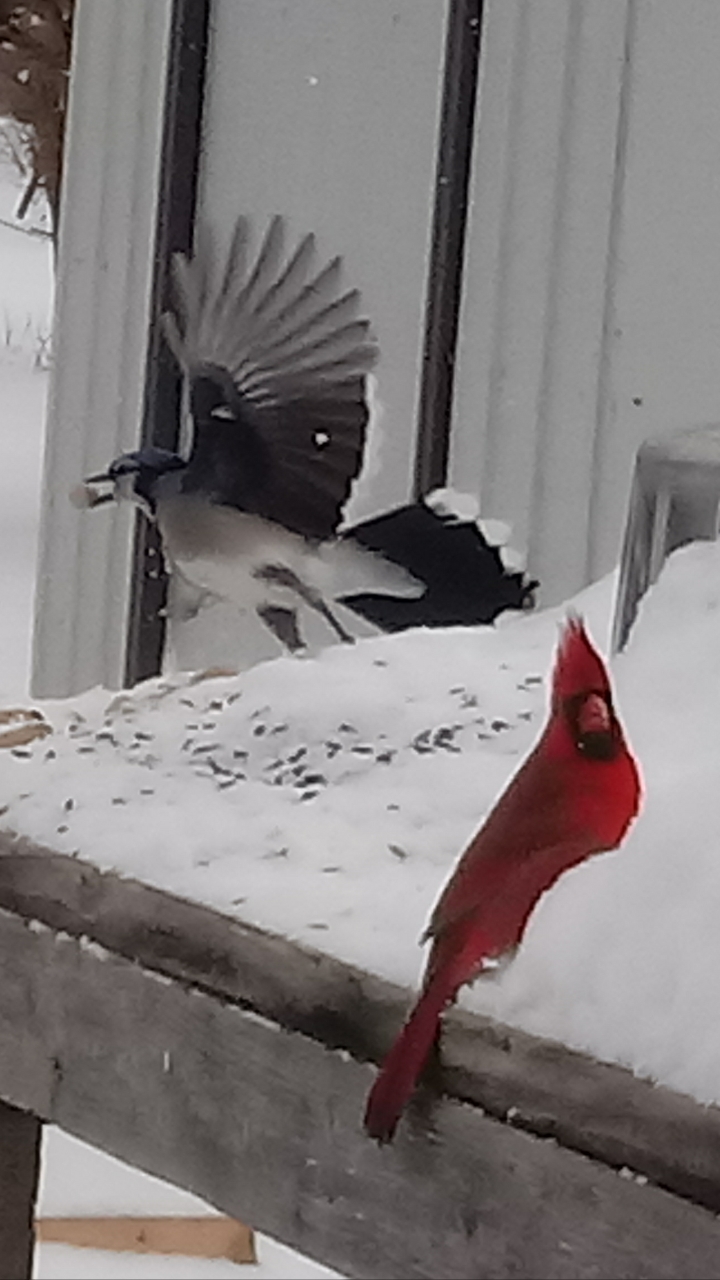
[157,495,421,613]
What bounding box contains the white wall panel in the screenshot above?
[450,0,632,605]
[32,0,173,695]
[591,0,720,581]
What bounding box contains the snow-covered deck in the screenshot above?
[2,542,720,1275]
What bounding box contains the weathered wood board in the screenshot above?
[1,841,720,1277]
[1,835,719,1216]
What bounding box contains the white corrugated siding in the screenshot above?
[452,0,720,609]
[31,0,173,696]
[450,0,635,606]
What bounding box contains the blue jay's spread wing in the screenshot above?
[161,215,378,540]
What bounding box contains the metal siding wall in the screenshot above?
[31,0,173,696]
[449,0,633,606]
[196,0,449,525]
[591,0,720,582]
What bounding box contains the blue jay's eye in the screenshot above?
[210,405,235,421]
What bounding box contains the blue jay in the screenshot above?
[77,216,422,652]
[77,216,537,656]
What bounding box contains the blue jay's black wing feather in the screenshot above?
[340,503,538,630]
[162,216,378,541]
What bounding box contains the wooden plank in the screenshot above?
[0,1099,41,1280]
[1,909,720,1279]
[36,1217,255,1262]
[1,835,720,1217]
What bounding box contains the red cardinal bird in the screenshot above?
[364,615,641,1143]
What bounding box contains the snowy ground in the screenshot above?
[0,157,337,1280]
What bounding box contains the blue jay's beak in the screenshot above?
[69,473,116,509]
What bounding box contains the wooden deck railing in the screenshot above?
[1,832,720,1279]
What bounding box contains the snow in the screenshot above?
[0,578,607,964]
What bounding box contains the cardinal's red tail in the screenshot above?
[364,980,451,1143]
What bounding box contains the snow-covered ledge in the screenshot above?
[31,0,173,698]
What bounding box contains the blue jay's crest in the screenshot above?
[161,215,378,541]
[100,448,185,481]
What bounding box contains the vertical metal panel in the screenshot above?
[414,0,484,498]
[591,0,720,583]
[164,0,452,672]
[31,0,173,696]
[528,2,635,600]
[198,0,449,524]
[449,0,632,606]
[124,0,210,688]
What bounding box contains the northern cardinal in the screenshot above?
[364,616,641,1143]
